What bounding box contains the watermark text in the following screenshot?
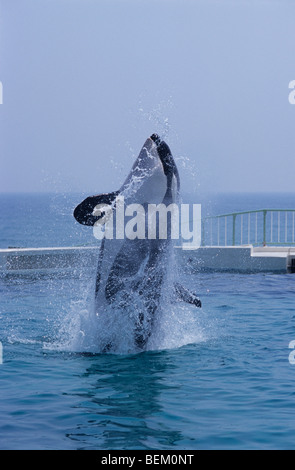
[289,340,295,364]
[289,80,295,105]
[92,197,201,248]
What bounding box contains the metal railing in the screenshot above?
[202,209,295,247]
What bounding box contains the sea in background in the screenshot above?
[1,191,295,249]
[1,192,295,450]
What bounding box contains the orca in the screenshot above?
[74,134,201,351]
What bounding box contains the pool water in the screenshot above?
[1,268,295,450]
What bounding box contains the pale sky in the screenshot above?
[0,0,295,195]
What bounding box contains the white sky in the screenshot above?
[0,0,295,194]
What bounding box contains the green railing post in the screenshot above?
[232,214,237,246]
[263,210,267,246]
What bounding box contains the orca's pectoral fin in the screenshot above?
[73,191,119,226]
[174,283,202,308]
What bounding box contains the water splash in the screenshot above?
[137,97,175,142]
[47,255,205,355]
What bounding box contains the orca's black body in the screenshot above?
[74,134,201,350]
